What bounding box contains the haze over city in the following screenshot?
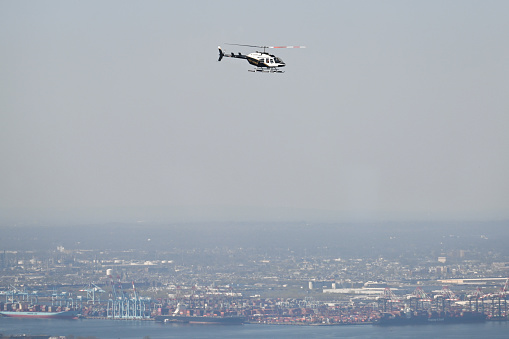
[1,1,508,226]
[2,4,509,338]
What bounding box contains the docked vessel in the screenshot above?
[0,310,80,319]
[155,314,246,324]
[154,304,245,325]
[374,309,486,326]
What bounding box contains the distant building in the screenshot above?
[438,278,507,285]
[323,286,398,295]
[363,281,388,288]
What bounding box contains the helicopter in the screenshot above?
[218,43,306,73]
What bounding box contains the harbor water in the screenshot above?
[1,318,508,338]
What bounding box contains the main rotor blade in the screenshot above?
[225,43,265,48]
[267,46,306,49]
[225,43,306,49]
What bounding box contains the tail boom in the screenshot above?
[217,46,247,61]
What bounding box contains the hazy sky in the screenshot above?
[1,1,508,224]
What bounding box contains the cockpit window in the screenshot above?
[275,57,284,63]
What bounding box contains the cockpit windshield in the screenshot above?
[274,57,284,64]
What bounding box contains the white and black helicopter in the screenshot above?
[218,43,306,73]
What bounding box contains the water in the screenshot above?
[1,318,508,339]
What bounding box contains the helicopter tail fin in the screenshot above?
[218,46,224,61]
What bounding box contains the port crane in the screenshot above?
[107,277,150,319]
[79,283,105,304]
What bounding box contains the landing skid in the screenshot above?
[248,67,284,73]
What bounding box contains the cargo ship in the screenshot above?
[155,304,245,325]
[0,310,80,319]
[374,309,486,326]
[155,314,246,324]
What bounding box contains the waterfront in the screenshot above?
[2,223,508,336]
[1,318,509,339]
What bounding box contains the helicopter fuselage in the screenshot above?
[245,52,285,68]
[218,47,285,70]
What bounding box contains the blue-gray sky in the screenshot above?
[1,1,508,224]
